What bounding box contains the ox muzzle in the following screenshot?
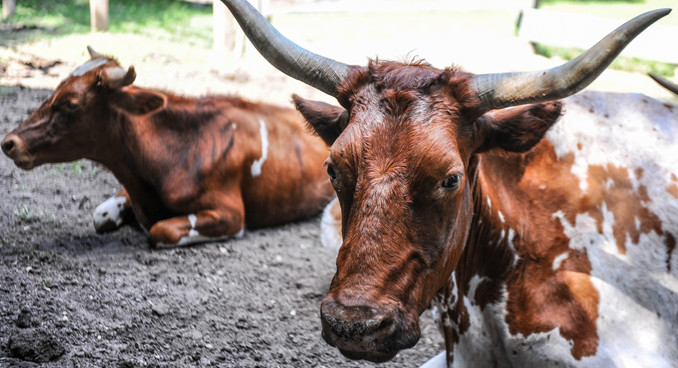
[1,134,35,170]
[320,297,420,363]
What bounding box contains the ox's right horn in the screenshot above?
[649,73,678,95]
[470,9,671,112]
[220,0,352,98]
[101,66,136,89]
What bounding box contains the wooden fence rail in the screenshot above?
[2,0,16,20]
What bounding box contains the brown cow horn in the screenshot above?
[220,0,351,97]
[87,46,103,59]
[469,9,671,112]
[649,73,678,95]
[101,66,136,89]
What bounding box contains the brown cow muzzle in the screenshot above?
[1,134,35,170]
[320,299,420,363]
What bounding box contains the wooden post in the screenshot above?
[2,0,16,20]
[90,0,109,32]
[213,0,235,58]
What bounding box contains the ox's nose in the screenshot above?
[1,135,17,157]
[320,298,419,362]
[320,301,391,344]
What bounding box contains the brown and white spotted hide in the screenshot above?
[313,62,678,368]
[2,50,335,247]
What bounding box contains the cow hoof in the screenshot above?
[93,196,128,232]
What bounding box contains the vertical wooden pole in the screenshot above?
[213,0,235,58]
[2,0,16,20]
[90,0,109,32]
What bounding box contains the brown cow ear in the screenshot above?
[292,94,349,146]
[114,90,166,116]
[471,101,563,154]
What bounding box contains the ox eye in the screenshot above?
[442,174,461,190]
[58,100,78,112]
[327,165,337,181]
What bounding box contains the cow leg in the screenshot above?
[148,209,245,248]
[92,188,134,233]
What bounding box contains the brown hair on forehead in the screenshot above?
[337,60,478,114]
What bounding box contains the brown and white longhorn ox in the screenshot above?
[222,1,678,367]
[1,47,335,247]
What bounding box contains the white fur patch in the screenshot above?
[498,211,505,223]
[320,197,342,252]
[546,92,678,194]
[188,214,197,228]
[552,252,569,270]
[250,118,269,178]
[92,195,127,232]
[467,274,488,305]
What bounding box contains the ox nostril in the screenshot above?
[1,138,15,154]
[321,303,387,340]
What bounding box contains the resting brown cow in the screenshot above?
[1,47,334,247]
[222,2,678,367]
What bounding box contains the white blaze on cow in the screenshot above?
[251,118,269,178]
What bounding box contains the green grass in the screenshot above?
[0,0,213,45]
[533,43,677,77]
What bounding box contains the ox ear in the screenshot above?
[292,94,349,146]
[113,90,166,116]
[471,101,563,154]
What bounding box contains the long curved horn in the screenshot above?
[470,9,671,112]
[220,0,351,97]
[649,73,678,95]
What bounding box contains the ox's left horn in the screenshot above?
[220,0,352,97]
[87,46,103,59]
[470,8,671,112]
[649,73,678,95]
[101,66,136,89]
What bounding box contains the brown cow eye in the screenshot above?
[327,166,337,181]
[442,174,461,190]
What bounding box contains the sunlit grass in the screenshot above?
[1,0,213,46]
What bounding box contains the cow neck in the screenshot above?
[94,96,172,226]
[457,150,526,307]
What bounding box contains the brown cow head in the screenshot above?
[223,0,667,361]
[294,61,562,362]
[1,47,160,169]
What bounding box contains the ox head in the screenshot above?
[1,47,141,169]
[221,0,669,361]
